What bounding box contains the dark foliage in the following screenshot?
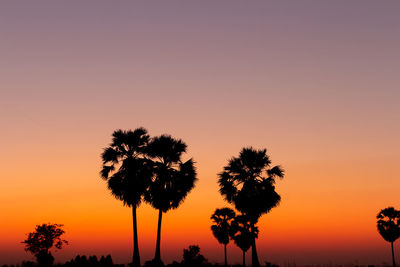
[210,208,236,266]
[101,128,152,208]
[231,214,258,266]
[21,224,67,266]
[144,135,197,264]
[218,147,284,267]
[101,128,152,267]
[377,207,400,267]
[181,245,207,267]
[64,254,118,267]
[144,135,197,212]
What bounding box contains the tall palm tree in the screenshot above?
[218,147,284,267]
[100,128,152,267]
[377,207,400,267]
[144,135,197,265]
[231,215,258,267]
[210,208,236,266]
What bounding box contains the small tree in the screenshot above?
[210,208,236,266]
[182,245,207,267]
[231,215,258,267]
[22,223,68,266]
[377,207,400,267]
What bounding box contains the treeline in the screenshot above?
[19,127,285,267]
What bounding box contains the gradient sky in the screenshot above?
[1,1,400,266]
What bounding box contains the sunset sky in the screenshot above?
[1,1,400,266]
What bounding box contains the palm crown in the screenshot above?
[377,207,400,243]
[210,208,236,245]
[100,128,152,207]
[144,135,197,212]
[231,214,258,253]
[218,147,284,222]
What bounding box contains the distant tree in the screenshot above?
[100,255,113,266]
[231,215,258,266]
[145,135,197,265]
[100,128,153,267]
[21,223,67,266]
[210,208,236,266]
[89,255,99,266]
[218,147,284,267]
[182,245,207,267]
[377,207,400,267]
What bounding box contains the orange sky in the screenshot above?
[1,1,400,266]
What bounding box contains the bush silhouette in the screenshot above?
[182,245,207,267]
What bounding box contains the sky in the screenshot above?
[1,1,400,265]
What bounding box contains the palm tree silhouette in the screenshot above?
[377,207,400,267]
[210,208,236,266]
[231,214,258,267]
[100,128,152,267]
[144,134,197,265]
[218,147,284,267]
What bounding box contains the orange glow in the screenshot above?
[1,1,400,266]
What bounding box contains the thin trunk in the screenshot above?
[132,207,140,267]
[243,250,246,267]
[224,243,227,266]
[154,209,163,263]
[391,242,396,267]
[251,223,260,267]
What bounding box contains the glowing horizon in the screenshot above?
[1,1,400,266]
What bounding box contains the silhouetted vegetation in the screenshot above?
[21,224,68,267]
[210,208,236,266]
[100,128,198,267]
[181,245,207,267]
[63,254,123,267]
[100,128,153,267]
[377,207,400,267]
[144,135,197,265]
[218,147,284,267]
[12,127,395,267]
[231,214,258,267]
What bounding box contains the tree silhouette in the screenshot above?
[377,207,400,267]
[231,215,258,267]
[100,128,153,267]
[218,147,284,267]
[144,135,197,265]
[22,223,68,266]
[182,245,207,267]
[210,208,236,266]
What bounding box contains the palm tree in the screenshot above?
[231,215,258,267]
[218,147,284,267]
[377,207,400,267]
[144,134,197,265]
[210,208,236,266]
[100,128,153,267]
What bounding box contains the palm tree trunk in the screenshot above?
[132,207,140,267]
[243,250,246,267]
[154,209,163,263]
[251,223,260,267]
[391,242,396,267]
[224,243,227,266]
